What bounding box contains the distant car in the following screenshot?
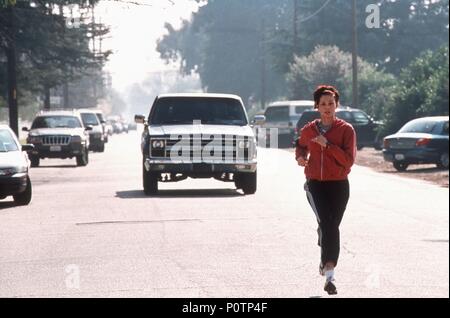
[79,109,105,152]
[23,110,91,167]
[107,116,123,134]
[0,125,34,205]
[294,108,384,150]
[383,116,449,171]
[261,100,315,147]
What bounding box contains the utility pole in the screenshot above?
[260,18,266,110]
[293,0,299,54]
[91,3,97,106]
[59,4,69,109]
[352,0,359,108]
[6,2,18,135]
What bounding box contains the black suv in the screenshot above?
[135,93,258,195]
[294,108,384,150]
[23,110,91,167]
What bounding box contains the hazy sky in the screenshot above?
[96,0,202,93]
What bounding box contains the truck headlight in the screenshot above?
[238,140,251,149]
[152,140,166,149]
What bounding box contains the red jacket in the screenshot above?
[296,118,357,181]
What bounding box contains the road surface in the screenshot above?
[0,130,448,298]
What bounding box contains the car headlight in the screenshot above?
[0,166,26,176]
[27,136,41,144]
[151,140,166,149]
[71,136,82,143]
[0,168,16,176]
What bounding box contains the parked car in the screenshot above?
[382,116,449,171]
[93,109,109,143]
[294,107,384,150]
[79,109,105,152]
[0,125,34,205]
[23,110,91,167]
[261,100,315,147]
[135,93,258,195]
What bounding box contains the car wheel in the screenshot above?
[237,171,257,195]
[98,143,105,153]
[30,156,40,168]
[393,161,409,172]
[143,166,158,195]
[13,176,32,206]
[374,140,383,151]
[76,147,89,166]
[437,152,449,169]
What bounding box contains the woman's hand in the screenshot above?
[297,156,309,167]
[312,135,328,148]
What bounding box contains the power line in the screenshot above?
[298,0,332,24]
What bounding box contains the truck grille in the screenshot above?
[150,135,253,162]
[42,135,71,146]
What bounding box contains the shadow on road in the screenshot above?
[383,166,447,174]
[0,201,17,210]
[116,188,244,199]
[31,164,78,169]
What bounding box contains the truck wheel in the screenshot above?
[30,156,40,168]
[143,166,158,195]
[76,147,89,166]
[13,176,32,206]
[239,171,257,195]
[393,161,408,172]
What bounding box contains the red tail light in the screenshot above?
[416,138,431,147]
[383,139,390,148]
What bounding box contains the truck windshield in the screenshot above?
[150,97,248,126]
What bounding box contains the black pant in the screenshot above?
[304,179,350,267]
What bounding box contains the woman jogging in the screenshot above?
[295,85,356,295]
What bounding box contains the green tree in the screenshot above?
[383,45,449,135]
[286,45,395,120]
[0,0,110,110]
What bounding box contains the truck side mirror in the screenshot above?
[135,114,146,124]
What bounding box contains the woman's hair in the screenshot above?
[313,85,340,108]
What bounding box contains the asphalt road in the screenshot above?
[0,130,448,298]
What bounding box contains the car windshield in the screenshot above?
[31,116,82,129]
[352,111,370,124]
[150,97,247,126]
[95,113,105,123]
[0,129,19,152]
[297,111,320,129]
[336,111,352,121]
[265,106,289,122]
[81,113,100,126]
[295,105,313,114]
[399,119,440,134]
